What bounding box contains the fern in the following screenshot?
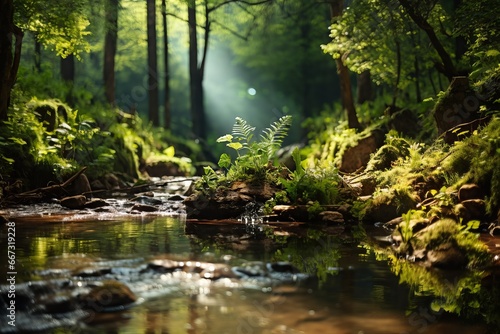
[260,115,293,160]
[214,115,293,182]
[232,117,256,150]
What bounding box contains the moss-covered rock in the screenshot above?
[396,218,492,269]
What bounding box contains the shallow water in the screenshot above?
[0,215,496,333]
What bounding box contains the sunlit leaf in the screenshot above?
[163,146,175,157]
[217,134,233,143]
[218,153,231,169]
[9,137,27,145]
[227,142,243,150]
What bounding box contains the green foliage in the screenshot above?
[366,130,411,172]
[15,0,91,59]
[215,115,292,181]
[441,117,500,213]
[455,0,500,81]
[279,166,341,206]
[412,218,491,268]
[271,230,342,286]
[0,99,78,187]
[321,0,452,102]
[1,93,196,189]
[301,112,360,170]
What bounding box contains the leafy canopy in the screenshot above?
[15,0,91,59]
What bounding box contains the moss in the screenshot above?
[442,116,500,214]
[411,218,492,268]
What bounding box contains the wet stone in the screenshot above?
[319,211,344,224]
[60,195,87,209]
[130,195,163,206]
[43,295,76,314]
[84,198,109,209]
[78,280,137,311]
[146,259,182,273]
[130,203,158,212]
[168,194,185,201]
[199,263,238,280]
[73,267,112,278]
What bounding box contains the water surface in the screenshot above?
[0,215,496,333]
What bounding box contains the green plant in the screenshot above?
[215,115,292,182]
[279,148,341,206]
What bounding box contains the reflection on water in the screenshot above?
[0,216,496,333]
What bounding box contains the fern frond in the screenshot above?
[232,117,255,149]
[260,115,293,159]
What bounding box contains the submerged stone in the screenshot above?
[78,280,137,311]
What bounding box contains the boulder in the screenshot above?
[433,76,481,137]
[340,131,384,173]
[272,205,309,222]
[144,161,186,177]
[69,173,92,196]
[319,211,344,224]
[460,199,487,221]
[184,181,280,219]
[458,184,485,201]
[425,241,467,269]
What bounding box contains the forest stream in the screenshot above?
[1,179,499,334]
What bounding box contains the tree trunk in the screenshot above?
[104,0,118,106]
[60,55,75,105]
[453,0,467,62]
[161,0,171,129]
[392,40,401,107]
[0,0,23,121]
[356,71,373,104]
[34,37,41,72]
[60,55,75,83]
[329,0,361,130]
[414,55,421,103]
[398,0,457,81]
[188,0,206,140]
[147,0,159,125]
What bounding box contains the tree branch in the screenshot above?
[398,0,457,80]
[208,0,273,14]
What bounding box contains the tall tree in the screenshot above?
[322,0,452,106]
[328,0,361,130]
[161,0,171,129]
[1,0,90,120]
[187,0,206,140]
[147,0,159,125]
[186,0,273,140]
[0,0,23,121]
[60,54,75,105]
[104,0,119,106]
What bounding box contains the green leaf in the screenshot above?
[163,146,175,157]
[218,153,232,168]
[2,156,15,164]
[292,147,305,178]
[59,122,72,130]
[485,49,500,57]
[9,137,27,145]
[227,142,243,150]
[203,166,216,177]
[217,134,233,143]
[466,220,480,230]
